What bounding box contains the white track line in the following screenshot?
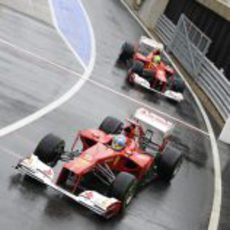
[0,34,208,137]
[0,146,22,159]
[0,0,96,138]
[0,37,83,77]
[119,1,221,229]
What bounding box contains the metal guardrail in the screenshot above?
[155,14,175,46]
[155,14,230,121]
[197,58,230,120]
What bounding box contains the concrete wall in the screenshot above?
[196,0,230,21]
[124,0,169,29]
[138,0,169,28]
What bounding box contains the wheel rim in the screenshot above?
[50,143,64,166]
[124,183,136,206]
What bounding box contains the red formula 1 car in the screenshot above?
[15,108,183,218]
[117,36,185,102]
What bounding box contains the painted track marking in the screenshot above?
[0,37,83,77]
[119,1,221,229]
[0,146,22,159]
[0,0,96,137]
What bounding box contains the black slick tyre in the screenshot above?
[157,144,183,181]
[171,77,185,93]
[34,134,65,167]
[131,61,144,76]
[110,172,137,210]
[99,117,124,134]
[118,42,135,64]
[142,69,155,83]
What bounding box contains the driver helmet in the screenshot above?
[153,55,161,64]
[112,135,127,151]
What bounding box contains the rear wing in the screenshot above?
[139,36,164,51]
[134,108,175,135]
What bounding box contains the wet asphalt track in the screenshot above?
[0,1,83,127]
[0,0,216,229]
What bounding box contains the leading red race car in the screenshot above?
[15,108,183,218]
[117,36,185,102]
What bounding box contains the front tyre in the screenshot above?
[34,134,65,167]
[117,42,135,64]
[127,72,135,86]
[130,60,144,76]
[110,172,137,210]
[142,69,155,84]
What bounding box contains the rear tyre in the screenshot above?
[118,42,135,64]
[130,61,144,76]
[34,134,65,167]
[157,144,183,181]
[99,117,124,134]
[110,172,137,210]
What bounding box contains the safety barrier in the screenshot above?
[197,58,230,120]
[155,14,230,121]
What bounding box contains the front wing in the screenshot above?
[15,155,121,218]
[131,73,184,102]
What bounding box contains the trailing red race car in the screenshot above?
[15,108,183,218]
[117,36,185,102]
